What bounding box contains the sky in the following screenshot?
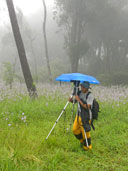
[0,0,54,26]
[13,0,54,15]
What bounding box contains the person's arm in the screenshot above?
[69,96,77,104]
[69,97,73,103]
[75,95,91,109]
[69,90,81,103]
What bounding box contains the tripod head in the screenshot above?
[72,81,80,96]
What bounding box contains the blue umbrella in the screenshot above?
[56,73,100,84]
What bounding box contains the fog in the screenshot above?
[1,0,128,86]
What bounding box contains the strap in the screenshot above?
[86,91,91,100]
[86,91,95,130]
[85,91,91,109]
[91,120,95,130]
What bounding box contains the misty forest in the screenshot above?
[0,0,128,170]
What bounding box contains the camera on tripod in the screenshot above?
[72,81,80,96]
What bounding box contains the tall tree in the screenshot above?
[6,0,37,97]
[42,0,52,81]
[54,0,128,77]
[54,0,89,72]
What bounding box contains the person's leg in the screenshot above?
[72,116,84,143]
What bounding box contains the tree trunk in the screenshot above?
[70,9,78,73]
[42,0,52,81]
[69,0,83,73]
[6,0,37,97]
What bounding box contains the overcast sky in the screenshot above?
[13,0,54,15]
[0,0,54,26]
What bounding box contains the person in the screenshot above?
[69,81,93,150]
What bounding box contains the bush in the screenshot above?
[98,72,128,85]
[110,72,128,85]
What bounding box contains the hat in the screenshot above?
[80,81,90,89]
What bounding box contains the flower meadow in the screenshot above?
[0,83,128,170]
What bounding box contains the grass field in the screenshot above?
[0,83,128,171]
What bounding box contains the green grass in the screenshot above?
[0,93,128,171]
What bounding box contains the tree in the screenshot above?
[86,0,128,76]
[6,0,37,97]
[54,0,89,72]
[16,8,39,81]
[42,0,52,81]
[54,0,128,79]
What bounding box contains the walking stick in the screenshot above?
[84,129,89,147]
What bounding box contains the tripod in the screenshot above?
[45,97,71,140]
[45,81,89,147]
[45,81,79,140]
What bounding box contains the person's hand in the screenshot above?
[69,97,73,102]
[75,95,80,102]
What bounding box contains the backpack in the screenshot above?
[86,92,100,130]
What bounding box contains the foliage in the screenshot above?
[85,0,128,77]
[2,62,15,88]
[54,0,128,77]
[110,72,128,85]
[54,0,90,72]
[1,0,128,85]
[0,85,128,170]
[38,58,70,82]
[98,72,128,85]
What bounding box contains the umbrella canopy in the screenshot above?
[55,73,100,84]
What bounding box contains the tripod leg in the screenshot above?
[45,101,70,140]
[69,103,75,131]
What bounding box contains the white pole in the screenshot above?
[84,129,89,147]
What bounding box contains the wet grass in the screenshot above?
[0,87,128,170]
